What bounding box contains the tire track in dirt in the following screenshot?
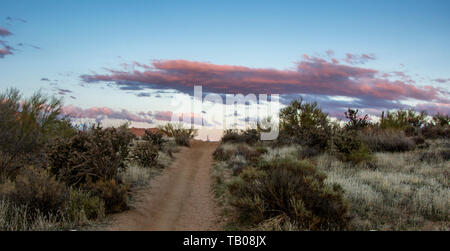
[106,140,222,231]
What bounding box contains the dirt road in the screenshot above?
[106,140,222,231]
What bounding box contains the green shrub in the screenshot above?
[2,166,69,218]
[82,179,129,214]
[228,158,350,230]
[67,188,105,222]
[279,99,331,151]
[0,88,68,178]
[359,128,416,152]
[132,141,159,168]
[333,130,373,164]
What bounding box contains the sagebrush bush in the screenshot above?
[2,166,69,218]
[418,149,450,163]
[213,147,234,161]
[421,125,450,139]
[333,130,373,164]
[82,179,129,214]
[359,128,416,152]
[67,188,105,222]
[214,143,266,164]
[132,141,159,168]
[236,145,267,163]
[228,158,350,230]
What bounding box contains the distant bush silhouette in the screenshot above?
[421,113,449,139]
[380,109,427,136]
[221,129,261,145]
[344,108,371,130]
[158,123,197,138]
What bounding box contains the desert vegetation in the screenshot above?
[213,99,449,231]
[0,88,180,230]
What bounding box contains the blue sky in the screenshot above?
[0,0,449,136]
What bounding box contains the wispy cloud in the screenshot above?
[0,27,13,37]
[61,106,209,126]
[6,16,27,24]
[0,40,13,58]
[62,105,154,124]
[0,19,39,59]
[344,53,376,65]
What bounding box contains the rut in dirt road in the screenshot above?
[107,141,222,231]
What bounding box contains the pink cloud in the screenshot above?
[0,40,13,58]
[62,106,208,125]
[81,56,447,105]
[0,27,12,37]
[154,111,205,125]
[0,47,13,58]
[62,105,153,124]
[415,102,450,116]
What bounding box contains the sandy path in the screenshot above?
[106,140,222,231]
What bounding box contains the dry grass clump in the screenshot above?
[213,143,267,164]
[119,164,157,188]
[359,128,416,152]
[262,145,300,162]
[2,166,69,218]
[315,149,449,230]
